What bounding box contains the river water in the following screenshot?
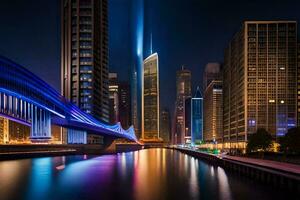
[0,148,295,200]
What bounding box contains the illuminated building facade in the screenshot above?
[142,53,159,140]
[160,109,171,143]
[175,66,191,144]
[0,117,9,144]
[119,82,131,129]
[191,87,203,145]
[223,21,297,149]
[203,80,223,143]
[61,0,109,122]
[109,73,119,124]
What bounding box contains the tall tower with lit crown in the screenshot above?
[142,52,160,141]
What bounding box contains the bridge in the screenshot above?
[0,55,138,145]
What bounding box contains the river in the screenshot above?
[0,148,295,200]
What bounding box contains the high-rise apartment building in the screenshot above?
[160,109,171,143]
[109,73,119,124]
[174,66,191,144]
[203,80,223,143]
[61,0,109,122]
[142,53,159,141]
[203,63,222,88]
[223,21,297,150]
[119,81,131,129]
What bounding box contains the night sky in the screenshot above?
[0,0,300,115]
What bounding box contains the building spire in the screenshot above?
[150,33,153,54]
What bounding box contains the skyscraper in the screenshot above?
[119,81,131,129]
[109,73,119,124]
[142,53,159,141]
[130,0,144,139]
[61,0,109,122]
[298,43,300,126]
[203,80,223,143]
[223,21,297,150]
[131,64,139,137]
[160,109,171,143]
[203,63,222,88]
[191,87,203,145]
[174,66,191,144]
[184,97,191,144]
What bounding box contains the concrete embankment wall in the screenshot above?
[172,147,300,191]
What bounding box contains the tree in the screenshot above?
[246,128,273,155]
[279,127,300,154]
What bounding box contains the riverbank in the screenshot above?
[0,143,142,160]
[173,147,300,191]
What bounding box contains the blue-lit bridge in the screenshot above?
[0,55,138,144]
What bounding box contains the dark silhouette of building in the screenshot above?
[109,73,119,124]
[174,66,191,144]
[203,63,222,88]
[160,109,171,143]
[119,81,132,129]
[184,97,191,144]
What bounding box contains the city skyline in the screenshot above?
[1,1,300,199]
[2,0,300,116]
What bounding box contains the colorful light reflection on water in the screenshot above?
[0,149,294,200]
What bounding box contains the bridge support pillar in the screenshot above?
[67,129,87,144]
[30,105,51,142]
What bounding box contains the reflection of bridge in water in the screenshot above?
[0,55,137,145]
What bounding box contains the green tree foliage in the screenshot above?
[279,127,300,154]
[246,128,273,153]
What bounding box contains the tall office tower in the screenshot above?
[223,21,297,150]
[298,43,300,126]
[203,80,223,143]
[175,66,191,144]
[184,97,191,144]
[109,73,119,124]
[119,81,131,129]
[160,109,171,143]
[61,0,109,122]
[142,53,159,141]
[191,87,203,145]
[131,65,139,137]
[203,63,222,88]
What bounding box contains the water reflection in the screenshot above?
[0,148,293,200]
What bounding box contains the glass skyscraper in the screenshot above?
[191,87,203,145]
[142,53,159,141]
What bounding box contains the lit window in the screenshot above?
[280,100,284,104]
[269,99,275,103]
